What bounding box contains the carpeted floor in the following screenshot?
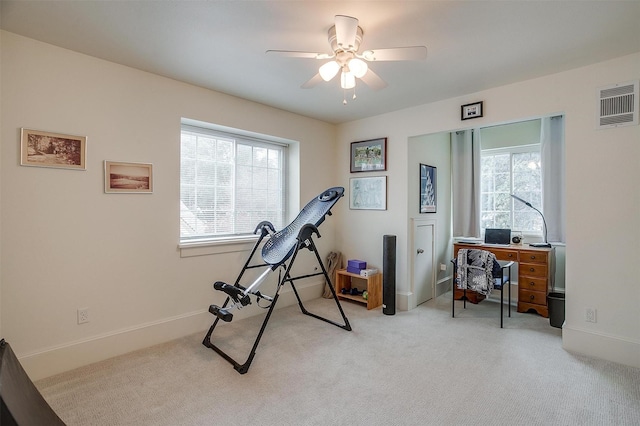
[36,294,640,425]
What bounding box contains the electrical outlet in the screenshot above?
[585,307,597,323]
[77,308,89,324]
[440,263,447,271]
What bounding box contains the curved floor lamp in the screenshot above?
[510,194,552,248]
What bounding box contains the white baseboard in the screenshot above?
[435,277,451,298]
[562,325,640,369]
[21,281,324,381]
[396,291,411,311]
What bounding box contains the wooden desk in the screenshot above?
[453,243,555,318]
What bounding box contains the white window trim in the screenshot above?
[178,235,260,258]
[179,118,290,249]
[481,143,540,156]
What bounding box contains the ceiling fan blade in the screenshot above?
[266,50,333,59]
[361,46,427,62]
[359,69,387,91]
[301,73,324,89]
[334,15,359,50]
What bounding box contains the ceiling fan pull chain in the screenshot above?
[343,89,347,105]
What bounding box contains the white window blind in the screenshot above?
[180,124,286,242]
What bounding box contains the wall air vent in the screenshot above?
[597,80,638,129]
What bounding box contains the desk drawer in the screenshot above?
[520,276,547,293]
[520,250,548,264]
[520,289,546,306]
[520,263,548,278]
[490,248,518,262]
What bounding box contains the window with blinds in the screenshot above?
[180,124,286,242]
[480,145,542,234]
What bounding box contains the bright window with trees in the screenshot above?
[480,145,542,235]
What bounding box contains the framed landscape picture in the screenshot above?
[350,137,387,172]
[420,164,437,213]
[104,161,153,193]
[20,128,86,170]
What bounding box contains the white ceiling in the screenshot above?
[1,1,639,124]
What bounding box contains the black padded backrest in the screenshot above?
[262,187,344,267]
[0,339,65,425]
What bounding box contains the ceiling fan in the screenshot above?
[266,15,427,103]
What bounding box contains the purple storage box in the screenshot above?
[346,266,362,275]
[347,259,366,270]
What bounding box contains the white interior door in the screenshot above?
[414,220,435,305]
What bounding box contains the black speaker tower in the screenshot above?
[382,235,396,315]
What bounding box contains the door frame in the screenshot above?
[410,218,437,310]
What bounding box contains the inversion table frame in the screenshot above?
[202,187,351,374]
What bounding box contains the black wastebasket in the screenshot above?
[548,292,565,328]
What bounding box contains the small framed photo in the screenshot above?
[461,101,484,120]
[104,161,153,193]
[420,164,437,213]
[20,128,86,170]
[350,137,387,172]
[349,176,387,210]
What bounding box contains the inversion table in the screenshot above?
[202,187,351,374]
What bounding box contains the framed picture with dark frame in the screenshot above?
[104,161,153,193]
[350,137,387,172]
[420,164,437,213]
[20,128,87,170]
[461,101,484,120]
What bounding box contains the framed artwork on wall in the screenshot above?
[20,128,87,170]
[350,137,387,172]
[420,164,437,213]
[104,161,153,193]
[349,176,387,210]
[461,101,484,120]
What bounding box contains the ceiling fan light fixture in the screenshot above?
[268,15,427,98]
[348,58,368,78]
[361,50,376,61]
[319,61,340,81]
[341,71,356,89]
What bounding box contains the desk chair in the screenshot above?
[202,187,351,374]
[452,249,514,328]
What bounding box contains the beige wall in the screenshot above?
[0,32,338,379]
[407,132,452,301]
[0,28,3,337]
[337,53,640,368]
[2,29,638,378]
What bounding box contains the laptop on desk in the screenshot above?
[484,228,511,245]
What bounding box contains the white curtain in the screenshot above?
[541,116,566,243]
[451,129,481,238]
